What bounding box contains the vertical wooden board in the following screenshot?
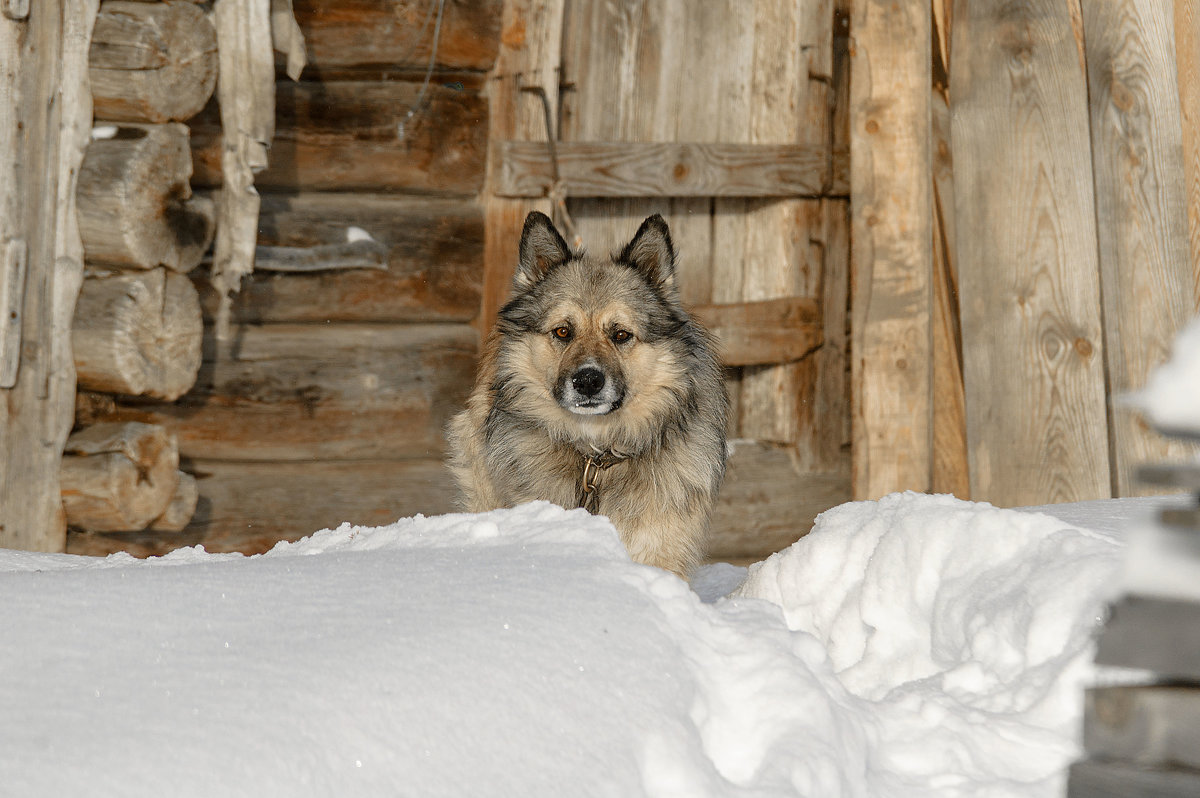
[931,86,969,498]
[480,0,564,334]
[849,0,932,500]
[950,0,1110,506]
[731,0,831,446]
[1085,0,1198,496]
[0,0,96,552]
[1176,1,1200,306]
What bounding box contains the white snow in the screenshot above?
[0,495,1135,797]
[1125,314,1200,433]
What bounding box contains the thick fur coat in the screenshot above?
[447,212,729,577]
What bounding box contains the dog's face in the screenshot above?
[493,213,696,441]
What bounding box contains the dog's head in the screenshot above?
[493,212,703,443]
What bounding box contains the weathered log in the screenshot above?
[189,78,487,194]
[73,268,202,400]
[287,0,502,76]
[148,470,198,532]
[192,193,483,324]
[90,0,217,123]
[60,421,180,532]
[66,458,458,557]
[98,322,477,461]
[78,123,215,271]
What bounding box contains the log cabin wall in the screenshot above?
[70,0,502,556]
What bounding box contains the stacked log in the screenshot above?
[67,1,498,557]
[66,0,216,540]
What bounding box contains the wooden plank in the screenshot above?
[0,0,97,552]
[849,0,932,499]
[1094,594,1200,680]
[1084,686,1200,771]
[191,78,487,195]
[100,323,477,462]
[1175,0,1200,306]
[950,0,1111,506]
[194,193,483,324]
[289,0,503,75]
[1068,759,1200,798]
[1084,0,1198,495]
[478,0,563,333]
[708,440,850,561]
[691,297,822,367]
[931,86,969,498]
[66,458,459,557]
[493,140,845,198]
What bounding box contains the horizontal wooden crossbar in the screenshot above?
[690,297,822,367]
[493,141,849,199]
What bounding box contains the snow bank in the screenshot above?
[734,492,1124,795]
[1,496,1125,797]
[1126,314,1200,433]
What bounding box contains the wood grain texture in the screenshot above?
[1084,686,1200,772]
[478,0,562,333]
[289,0,503,75]
[191,78,487,195]
[1175,1,1200,306]
[101,323,478,461]
[60,421,179,532]
[78,123,215,271]
[73,268,202,400]
[0,0,97,552]
[708,440,850,561]
[66,458,460,557]
[849,0,932,499]
[89,0,217,123]
[931,87,969,498]
[950,0,1111,506]
[690,297,822,367]
[194,193,483,324]
[494,140,845,198]
[1084,0,1198,495]
[1068,759,1200,798]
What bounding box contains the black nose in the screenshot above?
[571,367,606,397]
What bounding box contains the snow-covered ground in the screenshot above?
[0,492,1156,797]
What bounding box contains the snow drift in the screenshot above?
[1,495,1127,797]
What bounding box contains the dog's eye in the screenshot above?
[552,326,572,340]
[612,329,633,344]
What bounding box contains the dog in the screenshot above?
[447,211,729,578]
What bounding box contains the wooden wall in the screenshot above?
[70,0,501,556]
[65,0,1200,563]
[851,0,1199,508]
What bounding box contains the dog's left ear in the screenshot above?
[619,214,676,290]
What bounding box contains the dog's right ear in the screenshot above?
[515,211,571,289]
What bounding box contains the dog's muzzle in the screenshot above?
[561,364,623,415]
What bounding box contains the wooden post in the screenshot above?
[479,0,564,334]
[0,0,99,552]
[950,0,1111,506]
[849,0,933,500]
[1085,0,1198,495]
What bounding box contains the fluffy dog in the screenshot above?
[447,212,728,578]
